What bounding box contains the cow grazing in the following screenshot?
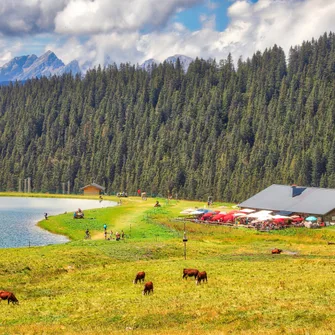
[196,271,208,285]
[133,271,145,284]
[0,291,19,305]
[272,248,283,254]
[183,268,199,280]
[143,282,153,295]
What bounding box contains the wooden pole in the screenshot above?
[28,177,31,193]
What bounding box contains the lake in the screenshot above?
[0,197,116,249]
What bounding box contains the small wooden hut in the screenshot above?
[81,183,105,196]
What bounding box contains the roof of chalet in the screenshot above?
[80,183,105,191]
[238,184,335,215]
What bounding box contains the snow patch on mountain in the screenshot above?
[165,54,193,72]
[140,55,193,72]
[140,58,158,71]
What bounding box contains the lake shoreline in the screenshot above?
[0,195,118,248]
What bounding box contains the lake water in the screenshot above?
[0,197,116,249]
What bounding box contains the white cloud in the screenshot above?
[228,0,252,18]
[54,0,203,34]
[224,0,335,61]
[0,0,203,36]
[133,0,335,65]
[0,39,23,66]
[0,0,68,35]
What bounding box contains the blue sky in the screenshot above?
[174,1,229,32]
[0,0,334,70]
[174,0,257,32]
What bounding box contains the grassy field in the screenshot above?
[2,194,335,334]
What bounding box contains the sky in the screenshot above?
[0,0,335,69]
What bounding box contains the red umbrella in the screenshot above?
[223,214,234,222]
[211,214,226,221]
[201,212,217,221]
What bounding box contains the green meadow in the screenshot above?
[2,195,335,334]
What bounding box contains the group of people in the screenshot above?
[85,225,125,240]
[103,224,124,240]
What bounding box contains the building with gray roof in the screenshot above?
[238,184,335,221]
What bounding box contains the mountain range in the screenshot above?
[0,51,81,82]
[0,51,193,83]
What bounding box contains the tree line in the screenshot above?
[1,32,335,202]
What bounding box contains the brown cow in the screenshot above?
[183,268,199,280]
[0,291,19,304]
[196,271,208,285]
[143,282,153,295]
[272,248,283,254]
[133,271,145,284]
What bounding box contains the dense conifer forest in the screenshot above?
[1,32,335,202]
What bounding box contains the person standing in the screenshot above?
[103,223,107,231]
[110,230,113,239]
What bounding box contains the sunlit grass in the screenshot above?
[2,194,335,333]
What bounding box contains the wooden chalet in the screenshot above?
[81,183,105,196]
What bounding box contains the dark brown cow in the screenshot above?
[196,271,208,285]
[133,271,145,284]
[143,281,153,295]
[272,248,283,254]
[183,268,199,280]
[0,291,19,304]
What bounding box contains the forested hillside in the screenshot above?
[1,32,335,202]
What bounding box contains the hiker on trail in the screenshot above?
[103,224,107,231]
